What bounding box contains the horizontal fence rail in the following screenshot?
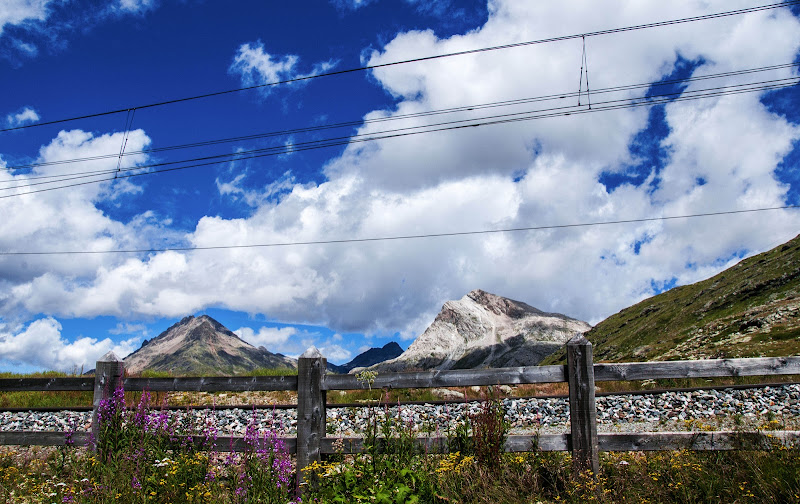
[594,356,800,381]
[1,343,800,484]
[121,375,299,392]
[324,365,567,390]
[0,377,95,392]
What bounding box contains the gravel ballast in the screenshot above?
[2,384,798,438]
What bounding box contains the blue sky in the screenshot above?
[1,0,799,372]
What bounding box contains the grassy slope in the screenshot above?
[544,233,800,364]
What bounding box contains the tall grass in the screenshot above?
[0,386,798,503]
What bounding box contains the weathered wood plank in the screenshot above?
[0,431,90,446]
[0,377,94,392]
[121,375,298,392]
[92,353,125,447]
[598,431,800,451]
[567,335,599,475]
[595,357,800,382]
[324,365,567,390]
[296,348,326,490]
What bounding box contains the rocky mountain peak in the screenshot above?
[466,289,547,318]
[367,290,591,372]
[123,315,296,375]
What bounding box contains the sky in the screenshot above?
[1,0,799,372]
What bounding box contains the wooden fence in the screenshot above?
[1,337,800,484]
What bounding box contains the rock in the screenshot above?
[431,388,466,401]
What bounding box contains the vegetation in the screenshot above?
[543,234,800,364]
[0,383,799,503]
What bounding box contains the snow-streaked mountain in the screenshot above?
[366,290,591,372]
[124,315,296,375]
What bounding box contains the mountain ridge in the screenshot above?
[124,315,296,375]
[367,289,591,372]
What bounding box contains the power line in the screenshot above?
[2,1,797,134]
[7,61,795,174]
[1,73,796,196]
[1,78,795,198]
[1,205,797,256]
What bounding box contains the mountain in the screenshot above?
[328,342,403,374]
[123,315,297,375]
[543,234,800,364]
[368,289,591,372]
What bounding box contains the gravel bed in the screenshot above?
[2,384,798,437]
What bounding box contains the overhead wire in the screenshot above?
[1,205,797,256]
[1,1,798,134]
[6,59,798,174]
[1,79,796,197]
[2,61,797,186]
[1,71,796,196]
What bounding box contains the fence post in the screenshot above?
[567,335,599,476]
[296,346,327,492]
[91,351,125,448]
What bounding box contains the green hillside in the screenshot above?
[545,234,800,364]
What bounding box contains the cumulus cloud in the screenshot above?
[5,106,39,127]
[0,128,157,316]
[229,41,338,96]
[0,317,138,371]
[2,1,800,361]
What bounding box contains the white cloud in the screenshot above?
[2,1,800,355]
[319,343,351,363]
[235,326,297,348]
[230,42,300,89]
[0,0,52,36]
[216,170,297,207]
[5,106,39,127]
[0,128,158,317]
[229,41,338,96]
[233,325,351,362]
[115,0,156,14]
[0,317,138,371]
[108,322,148,336]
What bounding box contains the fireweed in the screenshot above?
[223,410,299,504]
[46,386,301,504]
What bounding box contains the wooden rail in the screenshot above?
[1,341,800,484]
